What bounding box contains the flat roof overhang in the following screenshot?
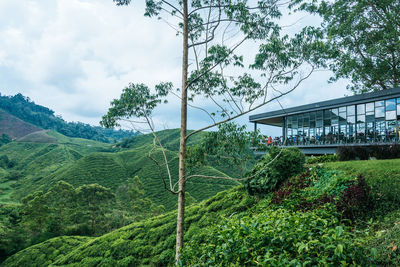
[250,87,400,126]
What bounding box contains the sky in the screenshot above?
[0,0,350,136]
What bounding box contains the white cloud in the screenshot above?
[0,0,351,135]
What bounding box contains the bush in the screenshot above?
[338,144,400,161]
[306,154,338,164]
[246,147,305,195]
[182,208,372,266]
[5,171,23,181]
[336,175,372,221]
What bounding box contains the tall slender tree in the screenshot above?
[104,0,320,262]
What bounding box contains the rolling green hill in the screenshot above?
[10,143,237,210]
[5,158,400,266]
[16,130,57,143]
[118,128,206,151]
[0,130,112,203]
[0,129,237,210]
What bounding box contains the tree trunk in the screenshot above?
[176,0,188,263]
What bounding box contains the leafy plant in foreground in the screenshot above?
[246,146,305,195]
[182,207,372,266]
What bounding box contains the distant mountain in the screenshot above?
[0,93,138,143]
[0,109,41,139]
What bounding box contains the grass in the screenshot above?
[324,159,400,214]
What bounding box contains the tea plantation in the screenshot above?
[3,157,400,266]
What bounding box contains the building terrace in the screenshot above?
[250,87,400,154]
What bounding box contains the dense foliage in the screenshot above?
[246,147,305,195]
[3,187,258,266]
[0,179,164,262]
[183,208,370,266]
[337,144,400,161]
[295,0,400,93]
[0,93,138,142]
[325,159,400,216]
[4,157,400,266]
[0,135,10,148]
[306,154,338,164]
[0,129,239,262]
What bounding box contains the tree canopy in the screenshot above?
[295,0,400,94]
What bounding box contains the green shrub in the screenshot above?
[246,147,305,195]
[306,154,338,164]
[338,144,400,161]
[336,175,373,221]
[325,159,400,216]
[182,207,372,266]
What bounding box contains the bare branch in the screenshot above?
[170,90,216,124]
[143,112,176,193]
[185,65,315,140]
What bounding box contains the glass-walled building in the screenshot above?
[249,87,400,154]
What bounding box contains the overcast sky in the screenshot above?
[0,0,350,136]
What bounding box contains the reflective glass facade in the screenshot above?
[285,97,400,145]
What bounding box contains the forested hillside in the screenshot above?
[0,93,138,143]
[0,129,239,262]
[4,157,400,266]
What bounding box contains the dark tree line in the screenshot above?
[0,93,139,142]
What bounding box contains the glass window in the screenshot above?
[357,115,366,123]
[347,116,355,124]
[386,121,396,142]
[397,105,400,120]
[375,106,385,118]
[376,120,385,142]
[339,112,346,124]
[316,119,323,127]
[331,109,338,125]
[347,105,355,116]
[366,113,375,122]
[316,111,323,119]
[357,123,365,134]
[386,110,396,120]
[339,106,346,113]
[386,99,396,111]
[309,112,316,120]
[397,98,400,104]
[324,118,331,126]
[366,102,374,113]
[324,110,331,118]
[366,122,374,142]
[357,104,365,115]
[303,116,310,127]
[375,100,384,107]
